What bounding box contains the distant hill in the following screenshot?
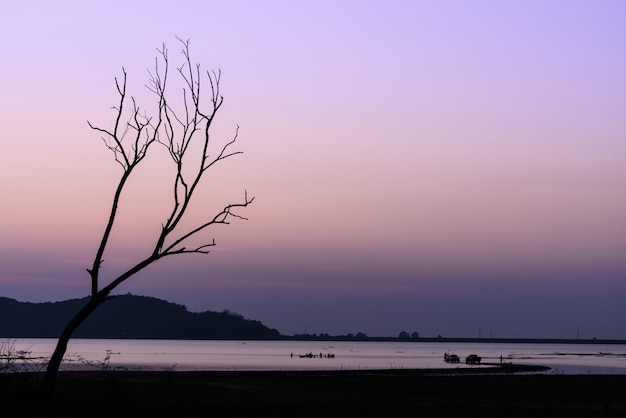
[0,294,280,340]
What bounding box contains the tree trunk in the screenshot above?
[39,296,104,395]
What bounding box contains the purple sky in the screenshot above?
[1,1,625,338]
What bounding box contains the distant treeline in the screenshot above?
[285,333,626,345]
[0,294,280,340]
[2,294,625,344]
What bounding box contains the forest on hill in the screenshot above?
[0,294,280,340]
[3,295,624,344]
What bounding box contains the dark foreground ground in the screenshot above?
[2,367,626,417]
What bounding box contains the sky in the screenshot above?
[1,0,625,339]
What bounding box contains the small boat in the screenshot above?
[295,352,335,359]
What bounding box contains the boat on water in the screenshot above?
[293,352,335,359]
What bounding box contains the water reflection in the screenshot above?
[12,339,626,374]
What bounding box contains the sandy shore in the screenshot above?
[2,367,626,417]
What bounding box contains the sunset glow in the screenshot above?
[1,1,625,338]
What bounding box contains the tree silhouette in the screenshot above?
[40,38,253,394]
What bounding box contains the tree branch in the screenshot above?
[43,37,253,395]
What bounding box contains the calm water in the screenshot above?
[12,339,626,375]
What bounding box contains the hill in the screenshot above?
[0,294,280,340]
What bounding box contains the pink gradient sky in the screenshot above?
[1,1,625,338]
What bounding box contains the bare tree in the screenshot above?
[40,38,253,394]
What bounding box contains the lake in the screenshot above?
[11,339,626,374]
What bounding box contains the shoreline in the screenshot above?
[3,367,626,416]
